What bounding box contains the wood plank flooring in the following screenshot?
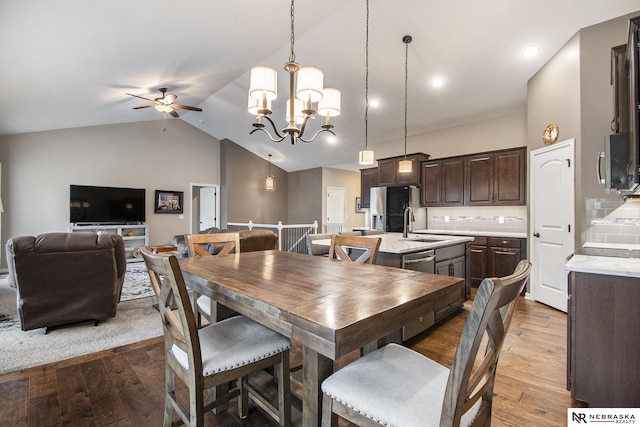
[0,294,584,426]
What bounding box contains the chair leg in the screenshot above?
[238,376,249,419]
[164,370,176,427]
[321,393,338,427]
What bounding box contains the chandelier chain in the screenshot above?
[289,0,296,63]
[365,0,369,150]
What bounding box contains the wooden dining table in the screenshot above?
[179,250,464,427]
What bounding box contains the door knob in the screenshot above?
[533,232,540,238]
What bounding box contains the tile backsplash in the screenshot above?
[586,198,640,244]
[427,206,527,234]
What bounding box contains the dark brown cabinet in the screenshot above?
[464,148,526,206]
[420,157,464,206]
[469,236,525,287]
[568,271,640,407]
[359,167,378,208]
[611,44,630,133]
[377,153,429,186]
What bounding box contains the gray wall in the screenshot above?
[527,11,638,246]
[221,139,288,225]
[0,119,220,267]
[288,168,322,226]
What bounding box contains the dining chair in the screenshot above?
[185,232,240,327]
[306,232,334,256]
[140,246,291,427]
[320,260,532,427]
[328,234,382,264]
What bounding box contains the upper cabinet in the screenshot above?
[377,153,430,186]
[359,167,379,208]
[420,157,464,206]
[464,148,526,206]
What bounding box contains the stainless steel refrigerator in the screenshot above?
[369,185,425,233]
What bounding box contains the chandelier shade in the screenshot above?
[249,66,278,101]
[248,0,340,144]
[318,88,341,117]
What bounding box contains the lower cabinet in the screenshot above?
[469,236,526,286]
[568,272,640,407]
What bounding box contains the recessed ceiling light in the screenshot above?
[523,45,539,58]
[369,99,380,108]
[431,77,445,88]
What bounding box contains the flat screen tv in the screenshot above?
[70,185,146,224]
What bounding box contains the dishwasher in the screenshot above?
[401,249,436,272]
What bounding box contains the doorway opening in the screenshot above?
[189,183,220,233]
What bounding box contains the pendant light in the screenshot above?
[266,154,275,192]
[358,0,374,166]
[398,35,413,174]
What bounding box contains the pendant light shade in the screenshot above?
[359,150,375,165]
[398,159,412,173]
[359,0,375,166]
[266,154,275,192]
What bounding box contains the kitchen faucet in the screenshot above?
[403,205,413,238]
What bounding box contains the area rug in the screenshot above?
[0,262,162,375]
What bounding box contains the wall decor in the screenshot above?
[154,190,183,213]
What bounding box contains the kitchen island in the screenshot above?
[321,232,473,340]
[564,245,640,407]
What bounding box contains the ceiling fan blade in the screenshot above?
[133,105,155,110]
[126,93,156,102]
[172,104,202,111]
[169,109,179,118]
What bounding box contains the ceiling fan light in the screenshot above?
[296,67,324,103]
[398,159,413,173]
[155,104,173,113]
[165,93,177,103]
[286,98,305,124]
[359,150,375,165]
[250,66,278,101]
[318,88,341,117]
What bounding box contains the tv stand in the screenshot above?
[68,223,149,262]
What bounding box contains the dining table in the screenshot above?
[179,249,464,427]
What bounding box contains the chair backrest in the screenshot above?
[328,234,382,264]
[306,233,334,256]
[440,259,532,427]
[185,232,240,257]
[140,246,203,380]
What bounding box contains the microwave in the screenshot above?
[597,132,638,194]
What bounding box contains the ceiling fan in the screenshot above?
[125,87,202,117]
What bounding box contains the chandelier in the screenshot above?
[248,0,341,144]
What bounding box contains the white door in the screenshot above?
[530,139,575,312]
[199,186,217,231]
[326,187,346,233]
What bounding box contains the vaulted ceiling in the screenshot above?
[1,0,638,171]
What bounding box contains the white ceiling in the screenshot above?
[1,0,638,172]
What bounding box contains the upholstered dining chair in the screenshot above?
[140,246,291,427]
[320,260,532,427]
[328,234,382,264]
[185,232,240,327]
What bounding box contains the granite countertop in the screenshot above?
[317,233,473,255]
[565,241,640,278]
[413,229,527,239]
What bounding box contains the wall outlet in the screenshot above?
[179,214,184,220]
[444,215,450,223]
[498,216,505,224]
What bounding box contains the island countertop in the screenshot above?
[413,229,528,239]
[317,233,473,255]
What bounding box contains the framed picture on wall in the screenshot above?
[355,196,365,214]
[154,190,183,213]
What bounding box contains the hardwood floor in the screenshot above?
[0,294,583,426]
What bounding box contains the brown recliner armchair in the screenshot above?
[172,228,278,257]
[6,232,127,331]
